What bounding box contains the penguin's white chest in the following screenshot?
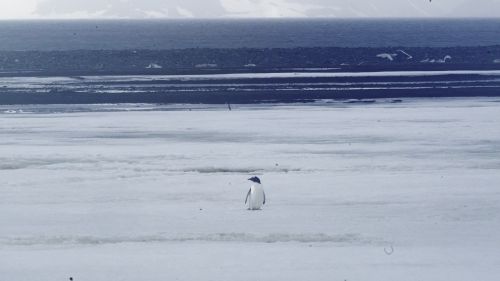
[247,184,265,210]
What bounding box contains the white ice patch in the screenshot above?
[2,99,500,281]
[437,55,452,63]
[494,59,500,64]
[145,63,162,69]
[79,70,500,82]
[397,49,413,60]
[421,55,452,64]
[376,53,397,61]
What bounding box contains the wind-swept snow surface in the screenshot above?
[1,98,500,281]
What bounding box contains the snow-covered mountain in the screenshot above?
[34,0,500,18]
[35,0,226,18]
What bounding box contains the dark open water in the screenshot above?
[1,19,500,51]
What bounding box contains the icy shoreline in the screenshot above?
[2,70,500,105]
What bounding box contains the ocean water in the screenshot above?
[1,19,500,104]
[1,19,500,51]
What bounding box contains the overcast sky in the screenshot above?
[0,0,499,19]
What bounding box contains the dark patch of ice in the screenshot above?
[1,233,380,246]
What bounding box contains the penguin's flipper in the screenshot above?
[263,192,266,205]
[245,189,251,204]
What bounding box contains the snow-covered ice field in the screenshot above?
[1,98,500,281]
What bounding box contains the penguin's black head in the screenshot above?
[248,176,261,184]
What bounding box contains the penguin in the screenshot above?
[245,176,266,210]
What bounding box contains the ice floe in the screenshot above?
[421,55,452,63]
[376,53,397,61]
[146,63,163,69]
[397,49,413,60]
